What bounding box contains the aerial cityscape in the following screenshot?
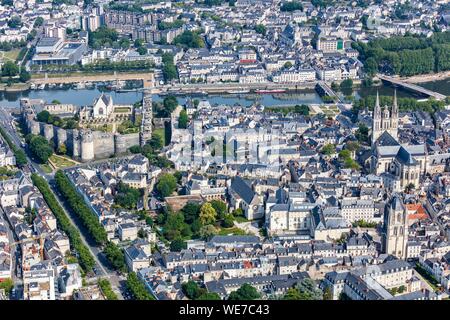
[0,0,450,304]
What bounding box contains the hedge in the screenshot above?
[98,278,118,300]
[0,125,27,166]
[127,272,155,300]
[54,170,108,245]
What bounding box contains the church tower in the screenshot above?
[390,90,399,138]
[371,91,399,145]
[383,195,408,260]
[371,91,382,145]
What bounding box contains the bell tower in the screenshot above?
[383,196,408,260]
[372,91,382,145]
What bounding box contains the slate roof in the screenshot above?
[396,146,418,166]
[230,176,255,204]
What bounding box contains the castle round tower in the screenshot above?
[43,124,54,143]
[28,119,41,135]
[80,129,95,162]
[114,133,128,155]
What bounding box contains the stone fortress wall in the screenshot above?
[21,93,153,162]
[26,117,140,162]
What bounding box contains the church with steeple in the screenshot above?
[371,91,399,145]
[368,91,427,192]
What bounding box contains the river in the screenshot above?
[0,79,448,109]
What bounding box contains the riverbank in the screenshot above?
[0,83,30,92]
[399,71,450,84]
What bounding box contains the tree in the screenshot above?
[280,1,303,12]
[178,109,188,129]
[345,141,360,152]
[323,286,333,300]
[222,214,234,228]
[129,145,142,154]
[340,79,353,89]
[149,133,163,150]
[294,104,309,116]
[355,123,369,144]
[7,16,22,29]
[57,143,67,155]
[209,200,227,219]
[199,203,217,225]
[198,225,218,240]
[338,149,351,160]
[198,292,221,300]
[34,17,44,28]
[232,208,244,217]
[114,182,142,209]
[181,202,201,224]
[283,288,302,300]
[104,242,127,273]
[344,158,360,170]
[137,228,147,239]
[0,278,14,294]
[280,61,293,70]
[1,61,19,77]
[182,280,205,300]
[127,272,154,300]
[1,0,13,6]
[163,95,179,115]
[254,24,266,36]
[297,278,323,300]
[174,30,205,48]
[37,110,51,123]
[228,283,260,300]
[321,144,336,156]
[137,46,147,55]
[29,135,53,163]
[163,212,187,240]
[19,70,31,83]
[162,53,177,82]
[157,173,177,198]
[283,278,323,300]
[170,238,187,252]
[15,149,27,167]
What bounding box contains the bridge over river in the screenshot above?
[377,74,446,101]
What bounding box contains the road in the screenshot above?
[0,107,127,299]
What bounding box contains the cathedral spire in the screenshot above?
[392,90,398,118]
[374,90,381,119]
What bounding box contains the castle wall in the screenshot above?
[56,127,68,149]
[153,117,170,129]
[24,115,142,162]
[115,133,140,155]
[28,119,40,135]
[43,124,54,144]
[71,129,81,158]
[93,131,115,159]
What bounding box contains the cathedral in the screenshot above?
[368,91,427,192]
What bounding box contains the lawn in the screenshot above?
[153,128,165,146]
[40,164,53,174]
[49,155,77,169]
[114,107,131,113]
[217,226,248,236]
[1,49,21,62]
[234,216,249,223]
